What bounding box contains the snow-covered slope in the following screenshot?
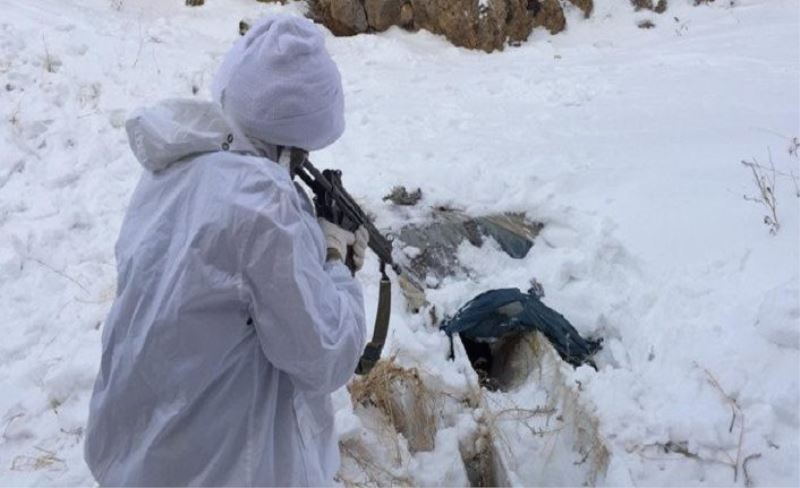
[1,0,797,486]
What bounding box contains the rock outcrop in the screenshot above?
[308,0,595,52]
[530,0,566,35]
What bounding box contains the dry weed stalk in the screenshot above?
[637,363,764,484]
[741,153,779,234]
[699,365,751,483]
[478,333,610,485]
[41,36,59,74]
[28,257,90,295]
[788,136,799,159]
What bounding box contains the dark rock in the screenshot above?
[311,0,369,36]
[631,0,668,13]
[400,3,414,25]
[365,0,407,31]
[409,0,537,52]
[530,0,566,35]
[310,0,586,52]
[383,186,423,206]
[395,208,543,286]
[392,210,543,312]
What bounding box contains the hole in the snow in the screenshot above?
[460,331,540,392]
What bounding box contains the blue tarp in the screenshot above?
[441,288,602,368]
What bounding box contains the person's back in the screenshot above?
[85,17,367,486]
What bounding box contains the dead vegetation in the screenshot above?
[11,447,66,472]
[466,332,610,485]
[637,19,656,29]
[341,328,611,486]
[634,364,761,485]
[338,439,414,486]
[349,359,437,453]
[741,150,784,235]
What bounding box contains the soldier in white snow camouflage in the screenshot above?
[84,15,367,486]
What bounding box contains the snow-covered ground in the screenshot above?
[1,0,797,485]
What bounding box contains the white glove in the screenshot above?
[351,226,369,272]
[318,219,355,262]
[318,220,370,272]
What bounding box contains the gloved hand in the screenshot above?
[318,220,370,273]
[351,226,369,272]
[318,218,355,263]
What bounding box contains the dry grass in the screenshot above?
[338,439,414,487]
[742,155,780,234]
[482,332,611,485]
[634,364,760,485]
[11,448,65,472]
[349,359,437,453]
[344,334,611,486]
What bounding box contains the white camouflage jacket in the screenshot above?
[84,99,366,486]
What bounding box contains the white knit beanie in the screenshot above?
[211,15,345,152]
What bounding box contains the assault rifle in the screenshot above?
[284,148,396,375]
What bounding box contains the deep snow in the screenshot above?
[0,0,798,486]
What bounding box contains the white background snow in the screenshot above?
[1,0,798,486]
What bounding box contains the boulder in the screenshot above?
[409,0,534,52]
[530,0,566,35]
[567,0,593,17]
[365,0,408,31]
[410,0,482,50]
[311,0,369,36]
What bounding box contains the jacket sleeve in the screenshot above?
[236,168,367,394]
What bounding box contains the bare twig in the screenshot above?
[28,257,90,294]
[788,136,799,159]
[741,154,779,234]
[493,405,556,420]
[697,364,746,482]
[2,413,25,440]
[743,453,762,487]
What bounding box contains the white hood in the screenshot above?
[125,98,275,172]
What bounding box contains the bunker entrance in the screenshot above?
[459,331,541,392]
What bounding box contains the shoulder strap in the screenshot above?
[355,264,391,375]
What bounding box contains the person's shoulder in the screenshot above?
[195,151,294,196]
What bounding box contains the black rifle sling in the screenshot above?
[356,263,391,375]
[282,147,392,375]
